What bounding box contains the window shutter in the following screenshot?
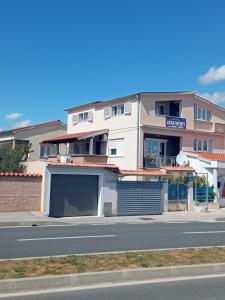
[194,105,197,120]
[72,114,79,125]
[124,102,132,115]
[87,111,93,122]
[104,107,112,119]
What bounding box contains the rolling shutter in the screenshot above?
[118,181,163,215]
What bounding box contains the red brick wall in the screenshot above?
[0,176,42,212]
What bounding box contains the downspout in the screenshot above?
[136,93,141,170]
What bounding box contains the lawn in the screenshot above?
[1,247,225,279]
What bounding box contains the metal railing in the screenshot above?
[144,155,177,168]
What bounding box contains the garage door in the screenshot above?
[117,181,163,215]
[49,174,99,217]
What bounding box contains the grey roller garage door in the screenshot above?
[118,181,163,215]
[49,174,99,217]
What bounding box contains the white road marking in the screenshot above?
[90,223,116,226]
[0,224,78,230]
[184,230,225,235]
[163,222,189,224]
[2,245,225,261]
[17,234,116,242]
[2,273,225,298]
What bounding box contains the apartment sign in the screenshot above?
[166,116,186,129]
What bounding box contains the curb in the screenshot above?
[1,263,225,294]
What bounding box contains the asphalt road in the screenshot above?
[2,222,225,259]
[6,276,225,299]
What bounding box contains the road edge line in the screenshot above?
[1,263,225,294]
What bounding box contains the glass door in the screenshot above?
[144,139,166,157]
[150,140,159,157]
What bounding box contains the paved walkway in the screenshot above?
[0,209,225,227]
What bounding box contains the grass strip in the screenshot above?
[1,247,225,279]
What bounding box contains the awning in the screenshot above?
[163,166,195,172]
[119,169,168,177]
[42,129,108,144]
[47,162,119,170]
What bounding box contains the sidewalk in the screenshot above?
[0,209,225,227]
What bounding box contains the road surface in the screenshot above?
[2,222,225,259]
[5,276,225,299]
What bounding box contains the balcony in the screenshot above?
[47,154,108,164]
[144,155,177,168]
[41,129,109,165]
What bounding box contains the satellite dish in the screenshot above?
[176,152,189,166]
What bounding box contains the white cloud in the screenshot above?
[5,112,22,121]
[199,65,225,85]
[198,92,225,105]
[14,120,31,128]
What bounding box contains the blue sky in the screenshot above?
[1,0,225,129]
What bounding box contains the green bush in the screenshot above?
[0,144,30,173]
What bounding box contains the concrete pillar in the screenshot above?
[162,177,168,212]
[213,168,218,203]
[89,138,94,155]
[138,129,144,169]
[187,172,194,211]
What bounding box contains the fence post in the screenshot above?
[187,172,193,211]
[163,177,168,213]
[213,168,218,203]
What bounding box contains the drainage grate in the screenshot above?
[139,217,154,221]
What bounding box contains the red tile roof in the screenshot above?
[163,166,195,172]
[189,151,225,161]
[0,120,66,135]
[42,129,108,143]
[119,169,168,176]
[0,172,42,177]
[47,162,119,170]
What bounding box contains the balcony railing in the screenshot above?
[144,155,177,168]
[47,154,108,164]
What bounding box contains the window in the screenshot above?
[193,139,213,152]
[40,144,57,158]
[110,148,117,155]
[78,112,88,122]
[203,140,207,152]
[69,142,89,154]
[197,107,202,120]
[202,109,206,121]
[108,139,124,156]
[197,140,202,151]
[194,105,212,121]
[155,103,165,115]
[207,110,211,121]
[112,104,125,117]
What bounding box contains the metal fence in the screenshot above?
[168,183,187,202]
[193,186,214,202]
[144,156,177,168]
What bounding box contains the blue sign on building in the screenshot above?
[166,116,186,129]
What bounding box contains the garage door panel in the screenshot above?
[118,181,162,215]
[50,174,98,217]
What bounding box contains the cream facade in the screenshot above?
[67,96,139,170]
[66,92,225,170]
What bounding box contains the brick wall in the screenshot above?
[0,176,42,212]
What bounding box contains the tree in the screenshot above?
[0,144,30,173]
[194,175,207,187]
